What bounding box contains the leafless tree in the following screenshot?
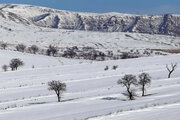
[117,74,137,100]
[1,43,7,50]
[16,44,26,52]
[62,49,76,58]
[48,81,66,102]
[121,52,129,59]
[2,65,8,72]
[166,63,177,78]
[46,49,51,56]
[138,73,151,96]
[9,58,24,71]
[28,45,39,54]
[46,45,58,56]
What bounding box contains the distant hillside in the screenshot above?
[0,4,180,36]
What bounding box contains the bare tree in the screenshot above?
[48,81,66,102]
[1,43,7,50]
[46,45,58,57]
[117,74,137,100]
[166,63,177,78]
[28,45,39,54]
[46,49,51,56]
[16,44,26,52]
[9,58,24,71]
[121,52,129,59]
[2,65,8,72]
[62,49,76,58]
[138,73,151,96]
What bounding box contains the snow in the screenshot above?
[0,15,180,52]
[0,4,137,18]
[0,49,180,120]
[0,4,180,119]
[90,103,180,120]
[0,4,180,53]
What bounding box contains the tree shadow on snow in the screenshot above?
[142,93,156,97]
[101,97,127,101]
[122,92,137,97]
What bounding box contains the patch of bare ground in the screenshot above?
[151,49,180,53]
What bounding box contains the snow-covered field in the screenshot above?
[90,103,180,120]
[0,4,180,120]
[0,49,180,120]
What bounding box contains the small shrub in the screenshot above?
[16,44,26,52]
[1,43,8,49]
[28,45,39,54]
[112,65,118,70]
[104,66,109,71]
[46,45,58,56]
[32,65,35,69]
[2,65,8,72]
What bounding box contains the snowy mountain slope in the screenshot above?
[0,12,180,53]
[0,4,180,36]
[0,4,180,54]
[0,50,180,120]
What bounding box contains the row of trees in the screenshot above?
[117,63,177,100]
[16,44,59,57]
[1,64,177,102]
[16,44,39,54]
[0,43,39,54]
[0,43,59,56]
[48,73,151,102]
[118,73,151,100]
[1,43,139,61]
[48,63,177,102]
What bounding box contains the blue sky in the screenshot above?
[0,0,180,14]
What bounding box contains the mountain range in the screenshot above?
[0,4,180,37]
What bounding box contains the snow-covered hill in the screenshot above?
[0,4,180,55]
[0,50,180,120]
[0,10,180,53]
[0,4,180,36]
[1,4,180,120]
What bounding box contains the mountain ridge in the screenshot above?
[0,4,180,36]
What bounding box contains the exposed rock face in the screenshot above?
[0,4,180,36]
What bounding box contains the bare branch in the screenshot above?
[166,63,177,78]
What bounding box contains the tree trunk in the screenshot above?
[168,72,172,78]
[57,94,60,102]
[142,85,145,96]
[58,97,60,102]
[129,92,134,100]
[127,88,133,100]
